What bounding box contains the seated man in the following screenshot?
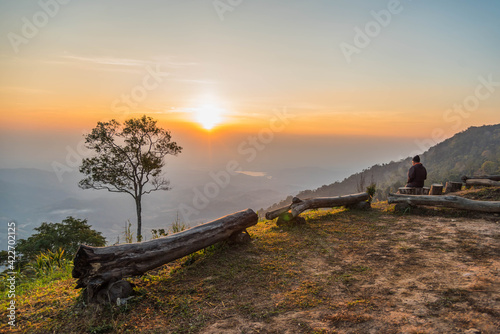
[406,155,427,187]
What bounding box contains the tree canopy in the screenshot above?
[79,115,182,241]
[0,217,105,268]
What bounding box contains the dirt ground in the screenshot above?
[200,208,500,334]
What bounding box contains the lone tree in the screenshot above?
[79,115,182,241]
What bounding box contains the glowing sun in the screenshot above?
[193,104,225,130]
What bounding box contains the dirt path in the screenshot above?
[203,212,500,334]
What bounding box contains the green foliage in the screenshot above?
[151,228,168,239]
[124,220,134,243]
[34,248,70,275]
[481,161,497,174]
[1,217,105,268]
[79,115,182,241]
[151,213,186,240]
[366,183,376,203]
[171,221,186,234]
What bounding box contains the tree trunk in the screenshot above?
[135,196,142,242]
[462,175,500,182]
[73,208,258,303]
[429,184,443,195]
[388,193,500,213]
[444,182,463,193]
[265,193,370,221]
[465,179,500,188]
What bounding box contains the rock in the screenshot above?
[464,329,481,334]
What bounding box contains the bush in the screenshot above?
[0,216,105,269]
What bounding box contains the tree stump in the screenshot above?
[444,182,462,193]
[228,229,252,244]
[398,187,426,195]
[429,184,443,195]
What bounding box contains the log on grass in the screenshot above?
[462,175,500,183]
[73,208,258,303]
[265,193,370,221]
[388,193,500,213]
[444,182,463,193]
[429,184,444,195]
[465,178,500,188]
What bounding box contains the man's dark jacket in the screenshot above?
[407,163,427,187]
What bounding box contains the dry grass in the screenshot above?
[2,200,499,333]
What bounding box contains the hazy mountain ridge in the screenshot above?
[265,124,500,213]
[0,166,330,247]
[2,124,498,247]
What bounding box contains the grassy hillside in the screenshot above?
[2,193,499,333]
[265,124,500,213]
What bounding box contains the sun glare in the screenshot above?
[193,104,225,130]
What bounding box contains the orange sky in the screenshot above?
[1,1,499,171]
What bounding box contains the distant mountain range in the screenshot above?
[264,124,500,213]
[2,124,498,247]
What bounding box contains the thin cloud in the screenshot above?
[40,54,198,73]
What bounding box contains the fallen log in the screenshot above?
[73,208,258,303]
[388,193,500,213]
[465,179,500,188]
[265,193,370,222]
[462,175,500,182]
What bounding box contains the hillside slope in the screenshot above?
[2,202,499,333]
[265,124,500,213]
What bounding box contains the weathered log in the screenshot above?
[73,209,258,303]
[388,193,500,213]
[266,193,370,221]
[462,175,500,183]
[465,179,500,188]
[398,187,429,195]
[429,184,443,195]
[444,181,463,193]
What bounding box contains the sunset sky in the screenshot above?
[1,0,499,173]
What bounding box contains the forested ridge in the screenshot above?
[264,124,500,213]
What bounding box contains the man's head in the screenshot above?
[412,155,421,165]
